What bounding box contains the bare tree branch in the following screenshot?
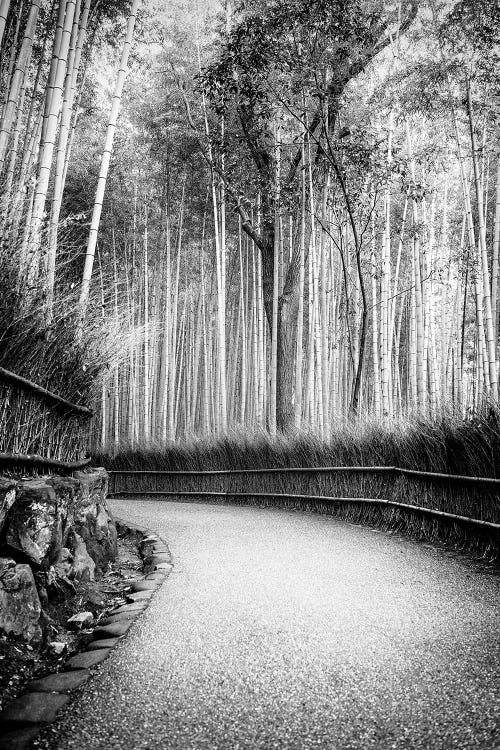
[171,65,265,251]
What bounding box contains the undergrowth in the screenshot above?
[0,228,127,405]
[97,410,500,477]
[96,411,500,558]
[0,226,139,461]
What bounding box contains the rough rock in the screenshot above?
[126,590,153,603]
[139,535,158,544]
[48,642,66,656]
[79,586,103,609]
[1,469,114,585]
[0,692,69,724]
[0,725,43,750]
[70,532,95,581]
[87,637,121,650]
[28,670,90,693]
[67,611,94,630]
[0,558,41,643]
[93,621,132,638]
[52,548,73,580]
[138,538,155,556]
[131,580,158,592]
[154,562,173,573]
[0,478,16,535]
[150,553,171,566]
[99,612,137,625]
[112,603,147,614]
[4,480,60,566]
[153,544,170,557]
[47,476,80,516]
[66,648,111,670]
[72,470,117,573]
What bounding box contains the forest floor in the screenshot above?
[0,529,144,713]
[33,498,500,750]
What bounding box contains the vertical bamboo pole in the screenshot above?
[143,208,150,441]
[168,191,183,439]
[0,0,10,48]
[371,212,381,418]
[255,201,265,426]
[30,0,77,269]
[201,270,211,434]
[406,121,425,412]
[269,124,280,436]
[78,0,141,321]
[294,141,305,430]
[319,178,329,436]
[158,207,171,441]
[467,83,498,400]
[0,0,41,168]
[381,110,394,417]
[238,217,247,424]
[492,161,500,343]
[46,0,84,319]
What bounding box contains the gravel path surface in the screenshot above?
[36,500,500,750]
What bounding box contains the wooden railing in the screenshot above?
[0,366,92,471]
[107,465,500,533]
[107,464,500,485]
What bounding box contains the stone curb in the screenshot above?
[0,518,173,750]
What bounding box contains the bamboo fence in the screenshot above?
[0,366,92,470]
[107,465,500,542]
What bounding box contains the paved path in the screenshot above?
[37,500,500,750]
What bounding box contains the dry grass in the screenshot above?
[0,227,136,464]
[98,410,500,476]
[96,411,500,557]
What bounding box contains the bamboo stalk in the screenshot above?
[0,366,92,415]
[78,0,141,322]
[0,0,10,48]
[0,0,41,168]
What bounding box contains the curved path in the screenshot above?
[37,500,500,750]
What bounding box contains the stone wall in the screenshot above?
[0,469,116,644]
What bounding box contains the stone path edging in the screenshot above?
[0,518,172,750]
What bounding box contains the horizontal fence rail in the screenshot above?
[0,452,91,471]
[0,366,93,469]
[108,489,500,532]
[108,465,500,539]
[0,366,93,417]
[107,465,500,487]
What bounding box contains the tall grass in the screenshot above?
[96,411,500,557]
[0,226,139,464]
[98,411,500,476]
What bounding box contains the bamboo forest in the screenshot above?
[0,0,499,450]
[1,4,500,748]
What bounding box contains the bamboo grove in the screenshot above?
[0,0,140,412]
[0,0,499,449]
